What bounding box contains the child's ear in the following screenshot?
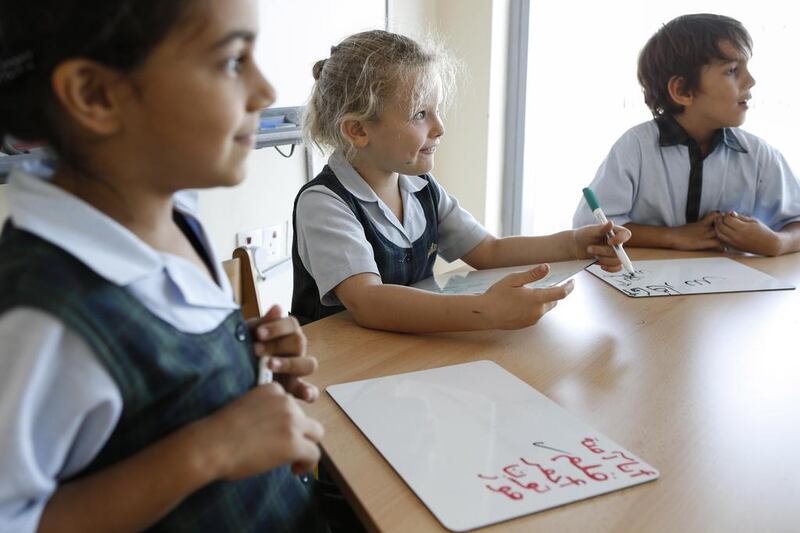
[51,59,127,136]
[341,118,370,149]
[667,75,694,108]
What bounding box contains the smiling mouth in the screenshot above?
[420,145,438,154]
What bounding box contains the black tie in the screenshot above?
[684,139,703,223]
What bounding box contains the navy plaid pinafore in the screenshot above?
[0,220,327,533]
[291,166,440,325]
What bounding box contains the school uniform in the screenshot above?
[0,162,325,533]
[291,151,488,324]
[572,116,800,230]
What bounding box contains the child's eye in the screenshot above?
[727,66,738,76]
[223,54,247,75]
[413,110,426,120]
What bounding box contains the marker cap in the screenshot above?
[582,187,600,212]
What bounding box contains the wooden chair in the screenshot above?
[222,247,262,320]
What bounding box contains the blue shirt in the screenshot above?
[572,119,800,230]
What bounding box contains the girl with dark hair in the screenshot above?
[0,1,327,531]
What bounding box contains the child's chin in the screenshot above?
[217,167,247,187]
[416,159,435,174]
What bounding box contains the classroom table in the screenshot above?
[302,249,800,533]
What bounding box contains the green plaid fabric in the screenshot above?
[0,223,327,533]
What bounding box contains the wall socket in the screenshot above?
[236,220,291,260]
[236,227,263,249]
[262,223,284,261]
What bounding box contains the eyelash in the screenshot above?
[224,53,248,74]
[413,110,426,120]
[727,66,739,76]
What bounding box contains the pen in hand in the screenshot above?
[258,356,273,385]
[582,187,635,274]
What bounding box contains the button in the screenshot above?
[235,322,247,342]
[404,254,412,263]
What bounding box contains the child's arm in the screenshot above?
[715,214,800,256]
[623,212,723,251]
[460,222,632,272]
[335,265,573,332]
[38,384,323,533]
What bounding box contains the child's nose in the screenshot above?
[250,68,277,110]
[431,115,445,138]
[743,67,756,89]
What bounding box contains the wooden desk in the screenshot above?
[303,250,800,532]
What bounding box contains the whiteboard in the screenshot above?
[586,257,794,298]
[256,1,385,107]
[411,259,595,295]
[328,361,659,532]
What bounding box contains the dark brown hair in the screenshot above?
[637,14,752,117]
[0,0,199,155]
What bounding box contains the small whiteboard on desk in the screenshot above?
[327,361,658,532]
[411,259,594,295]
[586,257,794,297]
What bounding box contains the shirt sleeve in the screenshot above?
[429,176,490,262]
[573,130,642,228]
[0,308,122,533]
[295,186,381,306]
[753,143,800,231]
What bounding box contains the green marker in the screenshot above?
[582,187,635,274]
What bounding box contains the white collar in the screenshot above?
[6,164,236,311]
[328,151,429,203]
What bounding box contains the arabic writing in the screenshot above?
[603,270,728,297]
[477,437,657,501]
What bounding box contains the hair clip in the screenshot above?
[0,50,35,85]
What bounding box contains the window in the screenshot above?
[519,1,800,235]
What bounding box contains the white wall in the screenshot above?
[390,0,509,272]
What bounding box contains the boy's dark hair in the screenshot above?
[0,0,197,152]
[637,14,752,117]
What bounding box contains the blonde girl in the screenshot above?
[291,30,630,332]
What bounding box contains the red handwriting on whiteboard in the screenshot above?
[476,437,656,502]
[551,454,608,481]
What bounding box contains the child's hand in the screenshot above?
[198,382,324,479]
[482,265,575,329]
[572,221,632,271]
[250,305,319,402]
[668,212,724,251]
[714,211,782,256]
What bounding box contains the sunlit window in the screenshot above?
[522,1,800,235]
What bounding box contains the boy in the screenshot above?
[573,14,800,256]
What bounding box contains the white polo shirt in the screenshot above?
[295,152,489,305]
[0,164,237,533]
[572,119,800,230]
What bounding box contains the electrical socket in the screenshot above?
[236,227,263,249]
[263,222,285,261]
[236,221,289,261]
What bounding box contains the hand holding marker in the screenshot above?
[258,357,273,385]
[582,187,635,275]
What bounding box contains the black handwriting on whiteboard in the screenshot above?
[683,276,725,287]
